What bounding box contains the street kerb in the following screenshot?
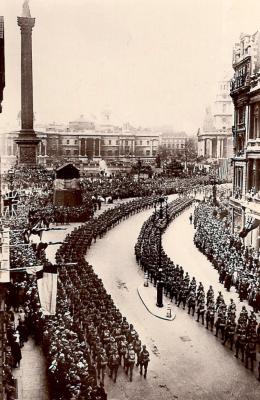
[137,284,176,321]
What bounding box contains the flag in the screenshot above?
[239,218,260,238]
[3,191,19,217]
[36,264,58,315]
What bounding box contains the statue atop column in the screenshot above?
[22,0,31,18]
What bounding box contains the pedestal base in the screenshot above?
[15,134,40,166]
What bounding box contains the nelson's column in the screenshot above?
[16,0,40,165]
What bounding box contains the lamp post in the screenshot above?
[154,196,168,307]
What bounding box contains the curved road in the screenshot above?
[86,202,260,400]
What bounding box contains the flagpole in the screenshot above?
[0,262,78,272]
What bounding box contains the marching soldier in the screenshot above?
[108,350,120,383]
[245,334,257,371]
[187,291,196,316]
[133,334,142,367]
[96,348,108,384]
[196,300,206,324]
[222,316,236,350]
[125,344,136,382]
[235,324,247,362]
[215,310,226,340]
[206,285,214,306]
[206,303,215,331]
[139,345,150,379]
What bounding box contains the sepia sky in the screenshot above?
[1,0,260,133]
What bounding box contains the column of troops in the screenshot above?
[135,198,260,380]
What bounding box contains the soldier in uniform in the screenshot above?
[245,334,257,371]
[187,291,196,316]
[222,316,236,350]
[125,343,136,382]
[133,334,142,367]
[177,284,188,310]
[139,345,150,379]
[196,300,206,324]
[96,348,108,384]
[206,302,215,331]
[206,285,214,306]
[108,350,120,382]
[118,335,128,367]
[215,309,226,340]
[235,324,247,362]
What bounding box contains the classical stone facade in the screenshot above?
[159,132,187,153]
[230,31,260,252]
[197,80,233,160]
[2,121,159,169]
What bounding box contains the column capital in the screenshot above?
[17,17,35,31]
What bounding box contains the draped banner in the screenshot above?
[36,264,58,315]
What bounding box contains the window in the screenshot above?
[75,140,78,145]
[237,107,245,125]
[140,140,142,145]
[66,140,70,145]
[74,149,78,155]
[108,140,111,145]
[116,140,119,145]
[253,104,259,139]
[147,140,149,145]
[125,140,128,146]
[66,150,70,155]
[146,150,150,156]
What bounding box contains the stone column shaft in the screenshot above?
[17,17,35,132]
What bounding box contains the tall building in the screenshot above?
[197,79,233,159]
[230,31,260,251]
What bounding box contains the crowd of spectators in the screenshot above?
[2,166,219,225]
[135,198,260,378]
[193,203,260,312]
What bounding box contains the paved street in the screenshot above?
[86,203,260,400]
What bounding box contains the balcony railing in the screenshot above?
[230,74,250,93]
